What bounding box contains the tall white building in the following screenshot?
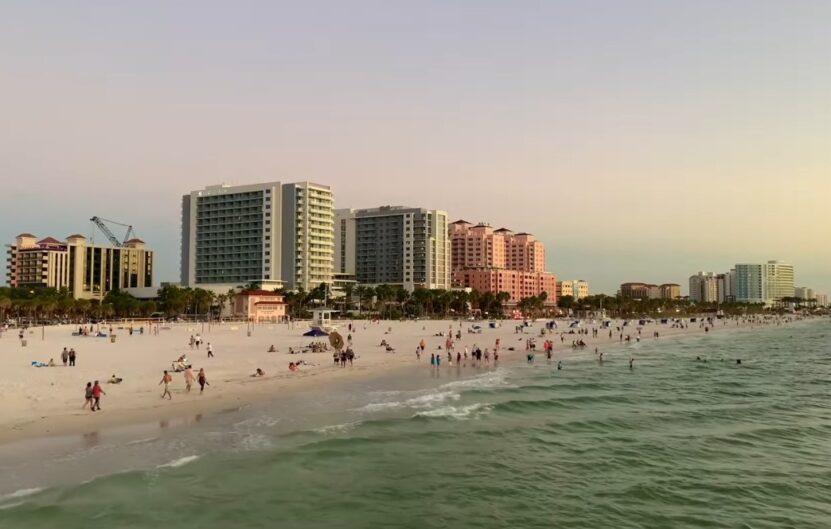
[689,272,718,303]
[281,182,335,291]
[735,261,794,305]
[716,270,736,303]
[181,181,333,292]
[337,206,450,291]
[334,208,357,277]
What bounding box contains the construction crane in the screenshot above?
[90,216,136,247]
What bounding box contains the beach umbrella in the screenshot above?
[329,331,344,351]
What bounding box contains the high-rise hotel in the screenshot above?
[181,182,333,292]
[335,206,450,291]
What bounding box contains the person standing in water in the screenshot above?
[91,380,105,411]
[198,368,209,393]
[159,370,173,400]
[184,367,195,392]
[629,358,634,369]
[557,360,562,370]
[83,382,94,410]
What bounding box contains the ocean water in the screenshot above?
[2,319,830,529]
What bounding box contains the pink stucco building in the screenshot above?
[449,221,557,304]
[233,290,287,322]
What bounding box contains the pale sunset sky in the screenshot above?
[1,1,829,294]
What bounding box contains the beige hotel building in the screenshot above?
[6,233,154,300]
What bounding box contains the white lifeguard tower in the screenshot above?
[309,309,339,333]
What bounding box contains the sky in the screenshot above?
[1,0,829,295]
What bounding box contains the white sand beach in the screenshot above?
[0,316,774,444]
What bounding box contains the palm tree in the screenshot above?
[0,297,11,322]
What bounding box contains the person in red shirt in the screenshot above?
[91,380,106,411]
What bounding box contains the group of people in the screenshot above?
[333,349,356,366]
[428,345,498,368]
[160,366,209,399]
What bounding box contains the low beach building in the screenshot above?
[233,289,287,322]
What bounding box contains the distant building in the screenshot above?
[620,282,676,300]
[716,270,736,303]
[794,287,813,300]
[660,283,681,299]
[557,280,589,300]
[815,293,828,307]
[233,290,287,323]
[735,261,794,305]
[6,233,154,300]
[449,221,556,303]
[689,272,718,303]
[337,206,450,291]
[180,181,334,293]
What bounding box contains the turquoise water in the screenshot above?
[2,320,830,528]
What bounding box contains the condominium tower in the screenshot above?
[181,182,333,292]
[335,206,450,291]
[689,272,718,303]
[734,261,794,305]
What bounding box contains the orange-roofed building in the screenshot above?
[233,290,287,322]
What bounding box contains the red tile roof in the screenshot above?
[37,237,64,245]
[66,234,86,239]
[241,289,282,296]
[124,238,145,244]
[16,233,36,238]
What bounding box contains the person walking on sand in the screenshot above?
[184,367,195,393]
[83,382,94,410]
[91,380,105,411]
[207,342,214,358]
[61,347,69,366]
[68,348,76,366]
[159,370,173,400]
[197,368,209,393]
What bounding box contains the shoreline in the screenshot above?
[0,316,812,446]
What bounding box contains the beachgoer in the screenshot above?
[252,368,265,377]
[184,367,195,392]
[207,343,214,358]
[159,370,173,399]
[629,358,634,369]
[83,382,94,410]
[92,380,105,411]
[61,348,69,366]
[108,374,123,384]
[198,368,209,393]
[69,349,76,366]
[557,360,562,370]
